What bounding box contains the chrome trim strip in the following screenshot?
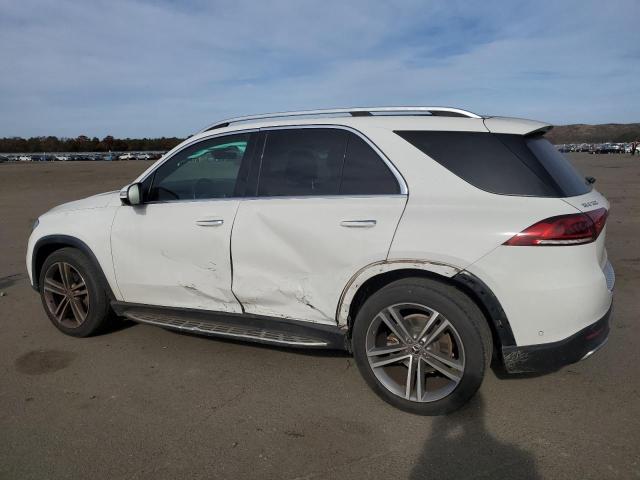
[134,124,409,200]
[139,194,407,206]
[199,106,482,132]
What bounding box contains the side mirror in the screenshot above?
[120,183,142,206]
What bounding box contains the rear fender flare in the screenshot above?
[335,259,461,327]
[335,259,517,349]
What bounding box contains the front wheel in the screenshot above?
[39,247,113,337]
[352,277,492,415]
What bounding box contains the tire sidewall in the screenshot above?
[39,248,109,337]
[352,279,487,415]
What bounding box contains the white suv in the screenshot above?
[27,107,614,415]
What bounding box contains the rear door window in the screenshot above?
[395,131,590,197]
[256,128,401,197]
[257,128,346,196]
[498,134,591,197]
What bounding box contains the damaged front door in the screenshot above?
[111,132,257,312]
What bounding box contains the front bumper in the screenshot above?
[501,304,611,374]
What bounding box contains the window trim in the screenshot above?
[138,129,259,204]
[253,124,408,197]
[135,124,408,203]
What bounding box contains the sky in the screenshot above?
[1,0,639,138]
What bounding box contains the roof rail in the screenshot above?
[198,106,482,133]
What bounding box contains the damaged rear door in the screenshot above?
[230,127,407,324]
[111,132,258,312]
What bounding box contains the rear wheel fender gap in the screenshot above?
[342,266,515,353]
[31,235,115,299]
[337,260,461,328]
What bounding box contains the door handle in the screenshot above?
[340,220,377,228]
[196,218,224,227]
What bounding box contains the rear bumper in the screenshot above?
[501,304,611,374]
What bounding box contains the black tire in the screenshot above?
[352,277,492,415]
[38,247,113,337]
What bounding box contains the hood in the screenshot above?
[46,191,120,214]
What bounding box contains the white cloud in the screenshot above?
[0,0,638,136]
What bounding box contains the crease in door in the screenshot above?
[229,201,245,314]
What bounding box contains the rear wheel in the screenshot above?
[352,277,491,415]
[39,248,113,337]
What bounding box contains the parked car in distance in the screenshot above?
[624,144,640,154]
[27,106,614,415]
[591,143,625,154]
[118,152,135,160]
[54,155,69,161]
[18,155,32,162]
[136,153,151,160]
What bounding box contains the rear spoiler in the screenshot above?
[483,116,553,136]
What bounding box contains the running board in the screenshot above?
[111,302,347,350]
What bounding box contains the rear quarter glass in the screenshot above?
[395,131,592,198]
[497,134,591,197]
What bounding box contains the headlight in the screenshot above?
[32,218,39,231]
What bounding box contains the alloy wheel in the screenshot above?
[42,262,90,328]
[365,303,465,402]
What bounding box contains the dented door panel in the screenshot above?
[111,200,243,312]
[230,196,407,324]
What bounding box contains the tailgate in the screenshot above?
[561,188,609,214]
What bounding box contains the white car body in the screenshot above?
[136,153,151,160]
[55,155,69,161]
[27,107,614,412]
[118,153,135,160]
[19,155,32,162]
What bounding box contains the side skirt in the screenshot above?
[111,301,348,350]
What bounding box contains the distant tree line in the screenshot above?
[545,123,640,144]
[0,135,185,153]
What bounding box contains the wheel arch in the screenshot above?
[337,261,516,352]
[31,235,116,300]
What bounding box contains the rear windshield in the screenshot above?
[395,131,591,197]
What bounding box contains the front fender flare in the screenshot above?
[31,234,116,299]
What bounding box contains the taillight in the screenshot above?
[504,208,608,246]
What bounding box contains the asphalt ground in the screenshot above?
[0,153,638,479]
